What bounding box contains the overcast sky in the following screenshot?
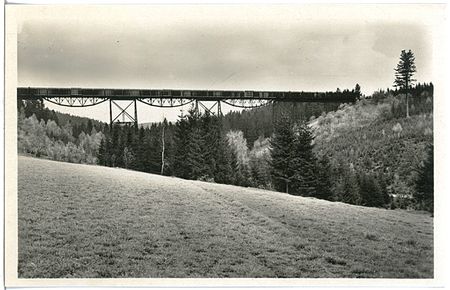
[16,5,444,123]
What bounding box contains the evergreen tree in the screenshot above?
[358,173,384,207]
[186,126,208,180]
[133,127,147,172]
[143,125,162,174]
[414,144,433,212]
[214,135,235,184]
[200,112,219,177]
[110,126,121,167]
[394,49,416,118]
[87,119,93,135]
[173,111,194,179]
[289,122,318,196]
[314,155,334,200]
[355,84,361,99]
[97,138,106,165]
[270,116,295,193]
[104,136,112,166]
[377,173,391,205]
[162,122,175,176]
[341,171,361,205]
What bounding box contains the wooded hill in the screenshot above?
[312,84,433,210]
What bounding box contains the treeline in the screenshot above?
[388,82,433,97]
[372,82,433,117]
[97,121,175,175]
[97,109,272,188]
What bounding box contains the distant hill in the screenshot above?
[53,111,106,131]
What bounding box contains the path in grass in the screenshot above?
[18,156,433,278]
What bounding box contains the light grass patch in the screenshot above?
[18,156,434,278]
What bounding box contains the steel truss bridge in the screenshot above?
[17,87,357,126]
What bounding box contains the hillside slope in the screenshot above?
[310,94,433,207]
[18,156,433,278]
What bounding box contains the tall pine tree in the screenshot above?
[173,113,192,179]
[270,116,295,193]
[290,122,318,196]
[314,154,334,200]
[394,49,416,118]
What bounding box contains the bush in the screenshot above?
[358,173,386,208]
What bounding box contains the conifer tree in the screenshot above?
[143,125,163,174]
[355,84,361,99]
[214,135,235,184]
[290,122,318,196]
[200,112,220,176]
[87,119,93,135]
[270,116,295,193]
[314,154,334,200]
[173,115,192,179]
[186,126,208,180]
[394,49,416,118]
[133,127,147,172]
[97,138,106,165]
[104,135,112,167]
[358,173,384,207]
[110,126,121,167]
[341,171,361,205]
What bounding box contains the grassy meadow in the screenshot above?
[18,156,433,278]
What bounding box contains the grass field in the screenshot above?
[18,156,433,278]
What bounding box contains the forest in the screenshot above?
[17,82,434,212]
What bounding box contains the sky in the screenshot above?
[16,4,444,123]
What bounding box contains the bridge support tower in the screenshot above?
[109,99,138,127]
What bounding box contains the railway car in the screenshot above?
[244,91,254,98]
[182,90,192,97]
[71,88,81,96]
[49,88,71,96]
[128,90,140,96]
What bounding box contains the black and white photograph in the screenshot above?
[3,3,448,287]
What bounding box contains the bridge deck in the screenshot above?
[17,87,357,103]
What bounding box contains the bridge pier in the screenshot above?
[195,100,222,116]
[109,99,138,127]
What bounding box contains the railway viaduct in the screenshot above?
[17,87,358,126]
